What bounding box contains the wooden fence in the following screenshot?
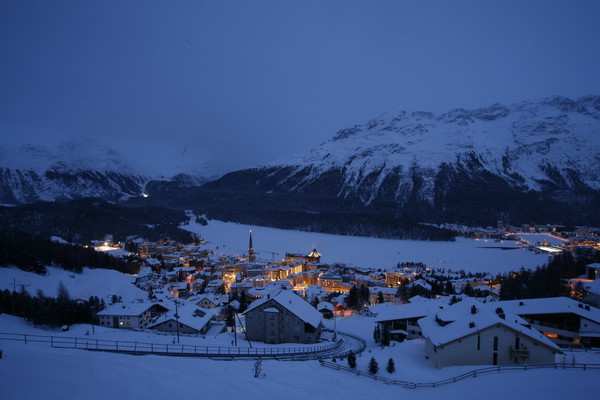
[319,359,600,388]
[0,331,340,359]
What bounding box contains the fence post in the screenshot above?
[24,334,27,344]
[51,336,54,347]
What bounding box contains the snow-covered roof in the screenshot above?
[97,302,165,317]
[490,297,600,325]
[374,301,442,323]
[193,293,222,305]
[243,290,322,328]
[418,299,560,352]
[149,303,214,332]
[317,301,334,311]
[368,286,397,295]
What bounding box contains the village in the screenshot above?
[83,220,600,369]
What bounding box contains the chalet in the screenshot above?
[97,302,168,329]
[368,287,397,305]
[374,301,442,342]
[418,300,561,368]
[194,294,223,309]
[149,304,214,335]
[490,297,600,347]
[168,282,190,298]
[243,290,323,344]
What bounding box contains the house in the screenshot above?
[418,300,562,368]
[368,287,397,304]
[489,297,600,347]
[587,263,600,280]
[148,303,214,335]
[97,302,168,329]
[195,294,223,309]
[243,289,323,344]
[374,301,442,342]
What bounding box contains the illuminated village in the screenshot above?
[83,220,600,358]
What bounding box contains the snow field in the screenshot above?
[184,220,550,274]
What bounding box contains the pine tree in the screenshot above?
[368,357,379,374]
[347,351,357,369]
[377,291,385,304]
[386,358,395,373]
[56,281,70,302]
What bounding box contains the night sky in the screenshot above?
[2,0,599,174]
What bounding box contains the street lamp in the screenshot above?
[174,300,180,344]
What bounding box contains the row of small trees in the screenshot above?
[346,351,395,374]
[0,284,105,327]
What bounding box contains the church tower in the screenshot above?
[248,230,255,262]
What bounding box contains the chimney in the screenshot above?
[471,305,477,314]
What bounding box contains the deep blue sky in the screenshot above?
[1,1,599,174]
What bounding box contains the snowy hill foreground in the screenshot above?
[0,314,598,400]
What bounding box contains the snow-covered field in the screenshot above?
[1,314,599,400]
[0,266,147,302]
[184,220,550,274]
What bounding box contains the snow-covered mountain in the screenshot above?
[0,139,217,204]
[205,95,600,225]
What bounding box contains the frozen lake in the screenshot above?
[183,220,551,275]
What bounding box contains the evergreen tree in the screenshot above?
[368,357,379,374]
[381,325,391,346]
[346,285,359,310]
[377,291,385,304]
[373,324,381,343]
[238,290,248,313]
[386,358,395,373]
[347,351,357,369]
[359,285,370,309]
[56,282,70,302]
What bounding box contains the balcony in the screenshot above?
[509,346,529,360]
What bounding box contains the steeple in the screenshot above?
[248,230,255,262]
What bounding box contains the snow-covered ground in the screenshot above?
[0,266,147,302]
[184,220,550,274]
[1,314,599,400]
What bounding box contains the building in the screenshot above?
[149,303,214,335]
[243,290,323,344]
[194,294,223,309]
[97,302,168,329]
[374,301,442,342]
[587,263,600,280]
[369,287,397,304]
[418,300,561,368]
[490,297,600,347]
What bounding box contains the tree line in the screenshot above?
[0,285,104,327]
[0,230,140,274]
